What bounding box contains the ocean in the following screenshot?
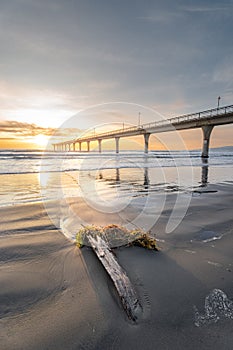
[0,148,233,208]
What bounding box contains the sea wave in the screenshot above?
[0,149,232,175]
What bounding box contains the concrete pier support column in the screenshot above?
[87,141,90,152]
[144,133,150,153]
[73,143,76,151]
[98,139,102,153]
[79,142,82,152]
[115,137,120,154]
[201,126,214,158]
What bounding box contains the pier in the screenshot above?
[53,104,233,158]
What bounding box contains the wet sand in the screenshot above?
[1,183,233,349]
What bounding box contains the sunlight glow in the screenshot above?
[33,134,49,147]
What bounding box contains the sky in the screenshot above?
[0,0,233,150]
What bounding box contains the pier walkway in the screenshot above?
[53,104,233,158]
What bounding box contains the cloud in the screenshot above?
[54,127,83,138]
[0,0,232,129]
[182,5,233,13]
[0,120,54,137]
[0,120,82,139]
[137,11,183,24]
[0,81,83,110]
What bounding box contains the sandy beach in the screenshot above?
[1,0,233,347]
[1,183,233,350]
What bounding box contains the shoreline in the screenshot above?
[0,182,233,349]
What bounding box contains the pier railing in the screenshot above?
[73,104,233,142]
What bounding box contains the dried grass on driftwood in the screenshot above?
[76,224,157,250]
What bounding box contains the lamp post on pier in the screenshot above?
[138,112,141,127]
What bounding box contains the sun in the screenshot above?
[33,134,49,148]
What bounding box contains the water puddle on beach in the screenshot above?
[191,230,223,243]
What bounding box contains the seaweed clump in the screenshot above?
[76,224,157,250]
[130,233,157,250]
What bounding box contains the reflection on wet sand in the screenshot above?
[116,168,120,183]
[93,162,211,199]
[109,165,209,190]
[201,159,209,187]
[143,167,149,189]
[114,168,150,190]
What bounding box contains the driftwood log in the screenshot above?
[87,234,141,322]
